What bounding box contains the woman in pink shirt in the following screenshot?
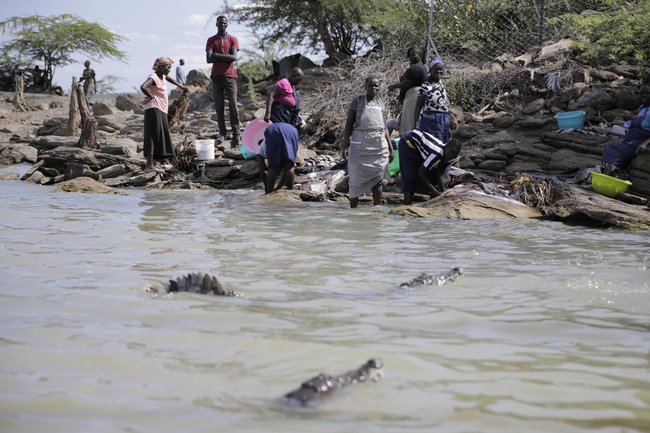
[140,57,189,172]
[263,67,304,127]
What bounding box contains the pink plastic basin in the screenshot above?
[242,119,271,153]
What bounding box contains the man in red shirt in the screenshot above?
[206,15,240,148]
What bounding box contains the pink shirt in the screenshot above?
[273,78,296,107]
[143,73,168,113]
[205,33,239,78]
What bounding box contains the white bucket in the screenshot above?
[195,139,215,160]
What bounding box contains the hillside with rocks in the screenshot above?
[1,40,649,229]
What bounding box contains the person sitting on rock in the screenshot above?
[398,129,462,205]
[255,122,300,193]
[602,85,650,176]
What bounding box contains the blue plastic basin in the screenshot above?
[555,111,586,130]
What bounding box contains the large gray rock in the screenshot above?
[629,151,650,198]
[187,92,215,112]
[115,94,143,114]
[91,102,114,116]
[186,69,211,88]
[537,39,573,62]
[237,160,260,179]
[100,137,140,157]
[545,183,650,230]
[391,187,543,220]
[574,89,615,112]
[55,177,126,195]
[548,149,601,172]
[522,98,545,115]
[30,136,81,150]
[0,143,38,164]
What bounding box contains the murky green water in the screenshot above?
[1,165,649,433]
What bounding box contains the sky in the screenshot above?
[2,0,258,93]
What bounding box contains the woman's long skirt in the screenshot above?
[143,108,175,160]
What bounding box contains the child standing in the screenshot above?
[140,57,189,172]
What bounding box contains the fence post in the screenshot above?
[426,0,435,60]
[539,0,545,46]
[426,0,440,61]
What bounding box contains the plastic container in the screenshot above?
[555,111,586,130]
[591,172,632,198]
[242,119,271,153]
[389,148,400,177]
[239,143,256,160]
[195,139,215,160]
[388,138,400,177]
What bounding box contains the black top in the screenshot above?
[398,63,428,103]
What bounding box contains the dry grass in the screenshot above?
[509,173,554,208]
[301,47,407,145]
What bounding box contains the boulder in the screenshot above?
[97,164,127,179]
[64,163,101,181]
[100,137,140,157]
[115,94,143,113]
[186,69,211,88]
[537,39,573,61]
[237,160,260,179]
[91,102,114,116]
[545,183,650,230]
[0,142,38,164]
[30,136,81,150]
[574,89,615,112]
[547,149,601,172]
[522,98,546,115]
[391,187,543,220]
[55,177,126,195]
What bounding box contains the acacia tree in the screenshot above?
[222,0,427,60]
[0,14,126,90]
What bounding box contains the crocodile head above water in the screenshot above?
[283,358,384,407]
[399,267,463,290]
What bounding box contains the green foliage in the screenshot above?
[362,0,429,51]
[0,14,127,89]
[566,0,650,66]
[445,74,474,112]
[222,0,423,59]
[237,50,273,100]
[0,50,32,91]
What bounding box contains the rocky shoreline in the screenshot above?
[2,45,650,230]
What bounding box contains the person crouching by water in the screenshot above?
[140,57,189,173]
[414,56,450,144]
[601,84,650,176]
[399,129,462,205]
[255,123,300,193]
[264,67,304,127]
[341,76,394,208]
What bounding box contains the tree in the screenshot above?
[96,75,126,95]
[222,0,426,60]
[566,0,650,66]
[0,14,126,91]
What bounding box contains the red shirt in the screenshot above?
[205,33,239,78]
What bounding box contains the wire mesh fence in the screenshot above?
[423,0,624,67]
